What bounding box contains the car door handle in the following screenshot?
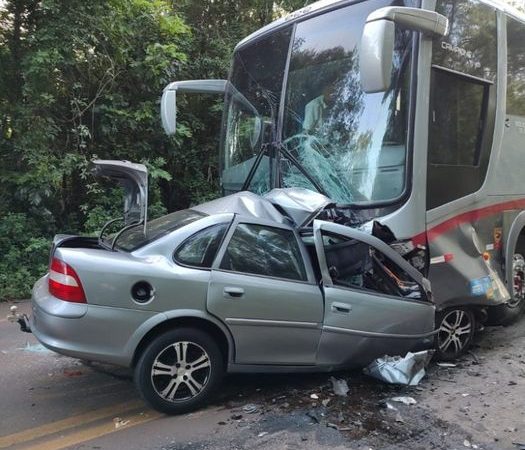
[331,302,351,314]
[223,287,245,298]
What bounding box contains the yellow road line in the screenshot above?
[21,409,163,450]
[0,400,144,448]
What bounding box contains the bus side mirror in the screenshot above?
[161,79,228,135]
[360,7,449,94]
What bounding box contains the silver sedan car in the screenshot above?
[28,160,436,414]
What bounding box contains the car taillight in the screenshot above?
[48,257,87,303]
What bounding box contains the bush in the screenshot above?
[0,214,51,300]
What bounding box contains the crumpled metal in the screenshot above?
[363,350,434,386]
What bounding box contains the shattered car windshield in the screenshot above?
[222,0,416,205]
[115,209,206,252]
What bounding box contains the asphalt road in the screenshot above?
[1,300,525,450]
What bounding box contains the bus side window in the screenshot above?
[507,17,525,117]
[427,0,497,210]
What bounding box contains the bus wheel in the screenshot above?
[488,253,525,325]
[435,307,476,361]
[504,253,525,321]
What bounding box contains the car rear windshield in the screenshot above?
[116,209,207,252]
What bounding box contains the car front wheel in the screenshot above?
[134,328,224,414]
[435,307,476,360]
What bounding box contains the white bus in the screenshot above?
[161,0,525,359]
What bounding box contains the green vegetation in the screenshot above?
[0,0,312,300]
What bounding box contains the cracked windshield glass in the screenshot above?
[221,27,292,195]
[222,0,416,204]
[282,0,415,204]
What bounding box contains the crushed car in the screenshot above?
[18,160,437,414]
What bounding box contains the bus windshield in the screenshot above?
[221,0,416,205]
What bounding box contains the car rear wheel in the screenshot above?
[134,328,224,414]
[435,307,476,361]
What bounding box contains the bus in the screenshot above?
[160,0,525,360]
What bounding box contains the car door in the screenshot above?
[313,220,436,368]
[207,217,323,365]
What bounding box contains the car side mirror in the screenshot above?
[161,79,228,135]
[360,6,449,93]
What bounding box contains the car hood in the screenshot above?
[90,160,148,232]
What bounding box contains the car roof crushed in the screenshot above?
[193,188,334,228]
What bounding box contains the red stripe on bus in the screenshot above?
[412,198,525,246]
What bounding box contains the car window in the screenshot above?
[175,223,229,268]
[220,223,307,281]
[116,209,207,252]
[322,232,423,299]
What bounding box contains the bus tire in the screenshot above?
[488,253,525,325]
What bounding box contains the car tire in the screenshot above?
[488,253,525,326]
[435,307,476,361]
[134,328,224,415]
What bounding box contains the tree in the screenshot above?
[0,0,316,299]
[0,0,188,299]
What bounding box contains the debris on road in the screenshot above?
[395,413,405,423]
[380,401,398,411]
[20,343,50,353]
[363,351,433,386]
[329,376,349,397]
[242,404,258,414]
[326,422,352,432]
[389,396,417,406]
[437,362,457,368]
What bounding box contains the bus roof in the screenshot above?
[235,0,525,51]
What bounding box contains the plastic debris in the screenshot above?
[310,393,319,400]
[363,350,433,386]
[390,396,417,406]
[258,432,268,438]
[329,376,349,397]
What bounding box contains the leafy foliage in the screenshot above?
[0,0,314,300]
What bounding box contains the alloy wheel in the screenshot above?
[437,309,474,358]
[151,341,211,402]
